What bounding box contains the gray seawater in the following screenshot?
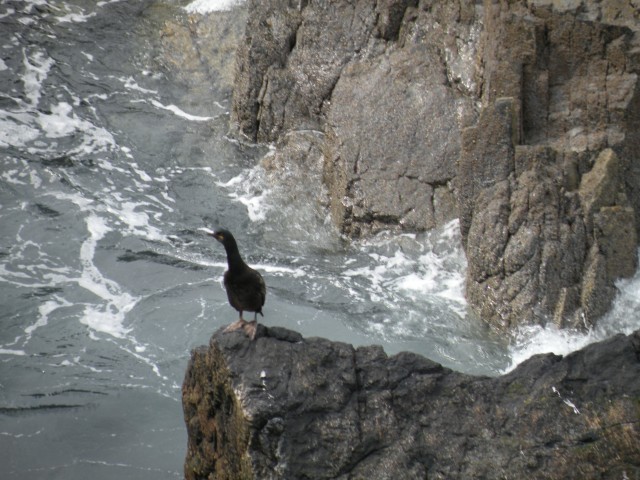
[1,1,639,478]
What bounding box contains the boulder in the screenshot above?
[183,326,640,479]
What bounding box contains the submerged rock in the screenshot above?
[183,326,640,479]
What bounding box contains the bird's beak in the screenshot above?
[198,227,223,242]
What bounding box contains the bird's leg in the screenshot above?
[243,311,260,340]
[243,320,258,341]
[224,313,247,333]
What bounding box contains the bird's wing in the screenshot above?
[245,268,266,308]
[255,269,266,308]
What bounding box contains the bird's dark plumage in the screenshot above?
[210,229,266,339]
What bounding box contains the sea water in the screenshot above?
[1,0,639,478]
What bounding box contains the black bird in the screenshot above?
[209,229,266,340]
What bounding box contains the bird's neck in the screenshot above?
[225,246,247,272]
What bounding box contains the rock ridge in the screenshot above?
[183,326,640,479]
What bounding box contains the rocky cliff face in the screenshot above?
[232,0,477,236]
[230,0,640,330]
[183,327,640,479]
[459,1,640,329]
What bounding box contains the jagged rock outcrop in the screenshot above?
[230,0,640,330]
[183,326,640,479]
[459,1,640,329]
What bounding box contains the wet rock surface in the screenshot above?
[183,326,640,479]
[229,0,640,330]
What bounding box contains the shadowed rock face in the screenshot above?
[230,0,640,330]
[183,326,640,480]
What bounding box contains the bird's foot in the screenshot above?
[243,320,258,341]
[223,319,258,340]
[224,319,247,333]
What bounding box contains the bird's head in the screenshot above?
[200,227,239,253]
[210,228,234,246]
[211,230,233,243]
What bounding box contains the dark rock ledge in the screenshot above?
[183,326,640,479]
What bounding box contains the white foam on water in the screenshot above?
[216,167,270,222]
[0,186,159,354]
[96,0,126,6]
[22,48,54,107]
[214,160,471,346]
[97,158,127,173]
[2,158,45,188]
[18,16,36,26]
[55,3,97,23]
[0,8,15,20]
[50,191,95,209]
[27,191,167,368]
[0,113,41,147]
[255,263,306,277]
[184,0,245,14]
[24,296,72,339]
[505,324,594,372]
[28,169,42,189]
[601,267,640,336]
[57,11,96,23]
[116,343,167,380]
[131,162,152,182]
[504,253,640,372]
[1,49,116,156]
[163,249,226,271]
[104,195,168,242]
[77,214,137,339]
[1,168,28,185]
[42,106,116,155]
[37,102,80,137]
[122,76,158,95]
[0,348,26,356]
[0,2,184,388]
[48,176,169,245]
[144,193,175,213]
[0,223,75,291]
[343,220,468,314]
[18,0,49,13]
[146,99,214,122]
